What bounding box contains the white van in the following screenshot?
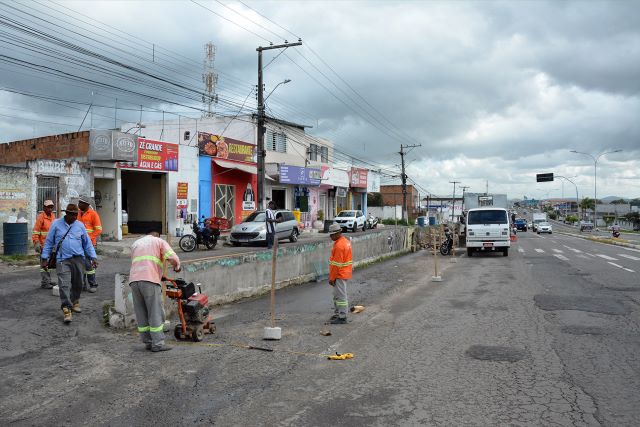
[465,207,511,257]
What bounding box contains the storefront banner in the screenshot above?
[118,138,179,171]
[320,166,350,188]
[198,132,256,164]
[367,171,381,192]
[350,167,368,188]
[177,182,188,209]
[279,165,321,186]
[336,187,347,198]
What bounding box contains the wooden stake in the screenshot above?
[270,238,278,328]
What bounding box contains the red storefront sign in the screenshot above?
[198,132,256,164]
[350,167,368,188]
[118,138,179,171]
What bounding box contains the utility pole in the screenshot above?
[399,144,421,221]
[257,40,302,210]
[449,181,460,222]
[460,185,470,213]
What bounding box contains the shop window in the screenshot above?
[266,131,287,153]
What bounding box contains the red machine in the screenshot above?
[163,277,216,342]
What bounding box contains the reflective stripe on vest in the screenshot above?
[149,325,164,332]
[163,250,176,260]
[329,260,353,267]
[138,325,150,332]
[132,255,163,267]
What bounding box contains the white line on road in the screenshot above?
[607,262,634,272]
[576,254,589,259]
[535,248,545,253]
[586,253,596,258]
[618,253,640,261]
[554,254,570,261]
[518,247,525,253]
[552,249,564,253]
[563,245,582,253]
[620,246,640,254]
[597,254,618,261]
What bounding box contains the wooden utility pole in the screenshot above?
[399,144,421,221]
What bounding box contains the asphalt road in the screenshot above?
[1,231,638,425]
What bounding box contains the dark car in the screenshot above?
[514,218,528,232]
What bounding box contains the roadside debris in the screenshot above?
[350,305,365,313]
[320,330,332,336]
[327,352,354,360]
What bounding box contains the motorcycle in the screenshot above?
[179,218,220,252]
[364,214,379,230]
[440,226,454,256]
[612,229,621,238]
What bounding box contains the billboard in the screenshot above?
[279,165,321,186]
[89,130,138,162]
[198,132,256,164]
[367,171,381,192]
[350,167,368,188]
[118,138,179,171]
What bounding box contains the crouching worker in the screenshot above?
[129,230,181,352]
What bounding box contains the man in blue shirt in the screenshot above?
[41,203,97,324]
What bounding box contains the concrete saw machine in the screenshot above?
[163,277,216,342]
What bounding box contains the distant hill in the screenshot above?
[600,196,629,203]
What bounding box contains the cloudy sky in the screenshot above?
[1,0,639,200]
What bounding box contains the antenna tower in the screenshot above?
[202,42,219,118]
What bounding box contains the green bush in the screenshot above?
[548,211,557,220]
[381,218,410,226]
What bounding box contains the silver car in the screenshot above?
[537,222,553,234]
[229,210,300,246]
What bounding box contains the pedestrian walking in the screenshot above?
[40,204,97,324]
[265,201,280,249]
[327,223,352,324]
[78,196,102,292]
[32,199,56,289]
[128,230,181,352]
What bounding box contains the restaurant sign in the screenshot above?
[198,132,256,164]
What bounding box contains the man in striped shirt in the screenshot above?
[129,230,181,352]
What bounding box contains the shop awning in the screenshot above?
[213,158,275,180]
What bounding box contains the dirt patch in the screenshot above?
[534,294,629,315]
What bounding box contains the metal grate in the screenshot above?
[214,184,235,225]
[37,176,59,214]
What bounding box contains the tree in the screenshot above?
[610,199,627,205]
[630,198,640,208]
[626,212,640,231]
[579,197,595,219]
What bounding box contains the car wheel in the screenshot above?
[352,223,357,233]
[231,241,240,247]
[289,228,298,243]
[362,222,366,232]
[467,248,473,257]
[503,248,509,257]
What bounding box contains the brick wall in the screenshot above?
[0,131,90,165]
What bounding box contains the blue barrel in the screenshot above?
[417,217,426,227]
[429,216,436,226]
[3,222,28,255]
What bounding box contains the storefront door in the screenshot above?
[214,184,235,224]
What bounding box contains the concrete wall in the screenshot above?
[29,159,92,218]
[0,165,32,241]
[181,227,410,305]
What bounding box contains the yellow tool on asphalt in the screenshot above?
[327,352,354,360]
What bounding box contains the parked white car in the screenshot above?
[334,210,366,232]
[537,222,553,234]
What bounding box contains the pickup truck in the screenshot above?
[514,218,528,232]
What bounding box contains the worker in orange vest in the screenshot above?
[32,199,57,289]
[78,196,102,292]
[327,223,353,324]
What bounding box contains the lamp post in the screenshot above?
[555,176,579,218]
[570,149,622,225]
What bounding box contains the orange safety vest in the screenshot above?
[32,212,55,245]
[329,235,353,281]
[78,207,102,246]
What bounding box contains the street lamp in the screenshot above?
[570,149,622,224]
[264,79,291,103]
[555,175,579,218]
[124,123,146,134]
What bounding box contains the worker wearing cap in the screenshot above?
[129,229,181,352]
[77,196,102,292]
[41,204,97,324]
[328,223,353,324]
[32,199,56,289]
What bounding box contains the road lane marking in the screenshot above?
[518,247,525,253]
[535,248,545,253]
[596,254,618,261]
[563,245,582,253]
[552,249,564,253]
[620,247,640,254]
[554,254,569,261]
[618,254,640,261]
[586,253,596,257]
[607,262,635,272]
[576,254,589,259]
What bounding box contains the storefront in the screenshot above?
[198,132,257,226]
[320,166,350,218]
[278,164,321,227]
[349,167,368,212]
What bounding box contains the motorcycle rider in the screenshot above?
[612,223,621,238]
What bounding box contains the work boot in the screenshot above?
[62,307,72,324]
[72,301,82,313]
[41,283,53,289]
[330,317,347,325]
[151,344,172,352]
[145,343,152,351]
[329,314,339,321]
[88,287,98,293]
